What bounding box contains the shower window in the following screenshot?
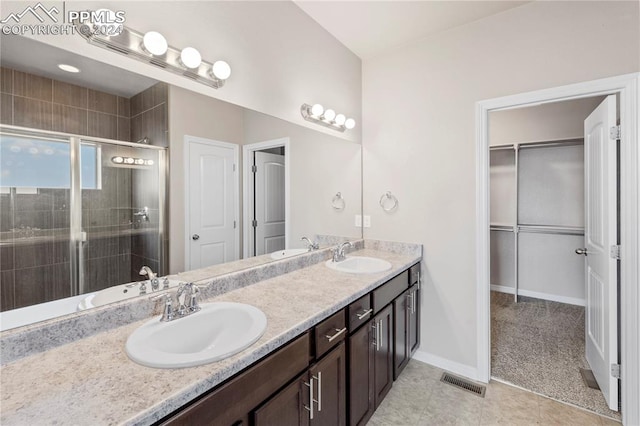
[0,135,101,190]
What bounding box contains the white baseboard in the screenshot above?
[412,350,482,383]
[490,284,585,307]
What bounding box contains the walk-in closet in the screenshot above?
[488,96,620,421]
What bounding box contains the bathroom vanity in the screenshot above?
[0,242,421,426]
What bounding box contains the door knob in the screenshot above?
[192,234,200,241]
[575,248,588,255]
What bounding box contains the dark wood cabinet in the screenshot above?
[373,304,394,407]
[310,342,347,426]
[393,289,409,379]
[254,373,309,426]
[408,283,420,357]
[347,320,374,426]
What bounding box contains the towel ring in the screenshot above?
[379,191,398,212]
[332,192,346,210]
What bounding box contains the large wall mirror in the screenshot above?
[0,35,362,330]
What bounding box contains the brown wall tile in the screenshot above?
[0,270,15,311]
[87,111,117,139]
[13,70,52,102]
[52,104,87,135]
[53,81,87,109]
[13,96,53,130]
[88,89,117,114]
[1,93,12,125]
[117,116,131,141]
[117,96,130,117]
[1,67,13,94]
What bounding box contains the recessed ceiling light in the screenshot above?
[58,64,80,73]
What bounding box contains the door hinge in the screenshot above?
[233,220,236,229]
[610,245,621,260]
[611,363,621,379]
[252,219,257,228]
[251,165,257,173]
[233,163,236,172]
[610,125,621,140]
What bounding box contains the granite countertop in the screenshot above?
[0,247,420,426]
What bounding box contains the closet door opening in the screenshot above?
[488,95,620,420]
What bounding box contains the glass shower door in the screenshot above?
[79,139,164,295]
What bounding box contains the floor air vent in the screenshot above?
[440,373,486,398]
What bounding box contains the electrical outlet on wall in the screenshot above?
[363,215,371,228]
[355,215,362,227]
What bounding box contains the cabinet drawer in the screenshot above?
[315,309,347,358]
[409,263,420,286]
[372,271,409,313]
[160,332,311,426]
[347,294,372,332]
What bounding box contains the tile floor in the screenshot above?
[367,360,620,425]
[490,291,620,420]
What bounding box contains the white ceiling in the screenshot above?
[0,35,157,97]
[294,1,530,59]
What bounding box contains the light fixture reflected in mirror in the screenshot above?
[112,156,154,167]
[73,16,231,89]
[300,103,356,132]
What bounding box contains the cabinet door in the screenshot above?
[254,373,310,426]
[393,290,409,380]
[408,283,420,356]
[310,342,347,426]
[373,304,393,408]
[348,321,375,426]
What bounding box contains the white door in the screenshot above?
[253,151,285,255]
[187,138,237,269]
[583,95,618,410]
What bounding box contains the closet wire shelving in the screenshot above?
[490,137,585,303]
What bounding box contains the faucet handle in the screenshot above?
[186,283,200,313]
[151,292,174,322]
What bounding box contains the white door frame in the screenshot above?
[184,135,240,269]
[475,73,639,425]
[242,138,291,259]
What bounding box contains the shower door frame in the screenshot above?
[0,124,168,297]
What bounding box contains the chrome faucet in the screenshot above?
[153,282,200,322]
[134,206,150,222]
[301,236,320,251]
[139,266,159,291]
[332,241,353,262]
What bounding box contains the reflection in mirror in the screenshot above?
[0,35,362,330]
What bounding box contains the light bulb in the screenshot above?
[142,31,168,56]
[323,109,336,121]
[112,156,124,164]
[345,118,356,130]
[211,61,231,80]
[134,158,145,165]
[125,157,135,164]
[310,104,324,117]
[334,114,346,126]
[58,64,80,73]
[180,47,202,69]
[146,159,154,166]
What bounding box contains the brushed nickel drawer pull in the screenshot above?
[356,308,373,320]
[314,372,322,411]
[325,327,347,342]
[304,377,315,419]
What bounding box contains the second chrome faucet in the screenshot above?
[155,282,200,322]
[332,241,353,262]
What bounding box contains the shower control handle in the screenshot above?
[575,248,588,256]
[192,234,200,241]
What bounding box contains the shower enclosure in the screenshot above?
[0,125,167,312]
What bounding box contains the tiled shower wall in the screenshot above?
[0,67,167,310]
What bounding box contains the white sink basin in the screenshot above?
[325,256,392,274]
[270,248,309,260]
[77,279,182,310]
[126,302,267,368]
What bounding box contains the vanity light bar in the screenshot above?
[112,156,154,166]
[300,104,356,132]
[73,14,231,89]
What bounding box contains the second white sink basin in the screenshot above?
[325,256,392,274]
[126,302,267,368]
[270,248,309,260]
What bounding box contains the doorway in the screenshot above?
[242,138,290,258]
[488,93,619,418]
[475,73,640,426]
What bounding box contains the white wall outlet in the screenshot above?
[363,215,371,228]
[355,215,362,227]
